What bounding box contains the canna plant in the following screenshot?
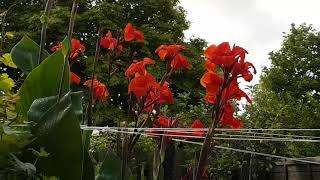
[194,42,256,179]
[1,0,256,179]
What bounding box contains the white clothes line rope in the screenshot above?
[224,131,320,139]
[171,138,320,165]
[80,126,320,132]
[87,127,320,143]
[81,126,320,140]
[81,126,320,165]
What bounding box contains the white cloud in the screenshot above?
[180,0,320,84]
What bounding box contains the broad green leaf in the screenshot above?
[71,91,84,120]
[0,53,17,68]
[82,130,95,180]
[61,37,71,59]
[0,73,15,92]
[17,50,69,117]
[11,36,49,73]
[27,92,83,128]
[27,93,83,180]
[96,153,121,180]
[83,150,95,180]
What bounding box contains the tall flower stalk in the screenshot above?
[38,0,54,64]
[57,0,79,101]
[196,42,256,179]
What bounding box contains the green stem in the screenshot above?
[38,0,54,65]
[121,127,128,180]
[85,28,102,126]
[57,0,79,101]
[195,76,233,179]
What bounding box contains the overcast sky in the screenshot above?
[180,0,320,84]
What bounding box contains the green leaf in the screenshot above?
[82,130,95,180]
[96,153,134,180]
[71,91,84,120]
[83,150,95,180]
[40,15,49,24]
[0,73,15,92]
[17,50,69,117]
[27,92,82,128]
[11,36,49,73]
[0,53,17,68]
[27,92,83,180]
[61,37,71,59]
[30,147,50,158]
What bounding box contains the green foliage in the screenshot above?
[17,49,69,117]
[27,93,84,179]
[0,73,15,92]
[11,36,49,73]
[0,53,17,68]
[236,24,320,176]
[96,152,134,180]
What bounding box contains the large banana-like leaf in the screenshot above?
[17,49,69,117]
[27,93,83,180]
[11,36,49,74]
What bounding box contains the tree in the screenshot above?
[243,23,320,159]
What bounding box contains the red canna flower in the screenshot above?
[191,119,206,137]
[155,44,191,71]
[220,103,243,129]
[200,72,223,104]
[153,115,171,128]
[171,54,192,71]
[124,58,155,77]
[70,72,81,85]
[155,82,174,104]
[142,81,174,112]
[205,60,216,72]
[155,45,187,61]
[51,38,85,61]
[151,116,182,137]
[204,42,247,67]
[128,73,159,98]
[100,31,122,51]
[84,79,109,102]
[222,79,252,103]
[232,61,256,82]
[124,23,144,42]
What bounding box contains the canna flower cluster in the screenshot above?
[51,38,85,87]
[200,42,256,128]
[100,31,123,51]
[124,23,144,42]
[125,42,192,114]
[84,79,110,102]
[51,23,145,103]
[51,38,86,61]
[125,57,174,112]
[155,45,191,71]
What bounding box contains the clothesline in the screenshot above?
[85,127,320,142]
[172,138,320,165]
[81,126,320,140]
[81,126,320,165]
[80,125,320,132]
